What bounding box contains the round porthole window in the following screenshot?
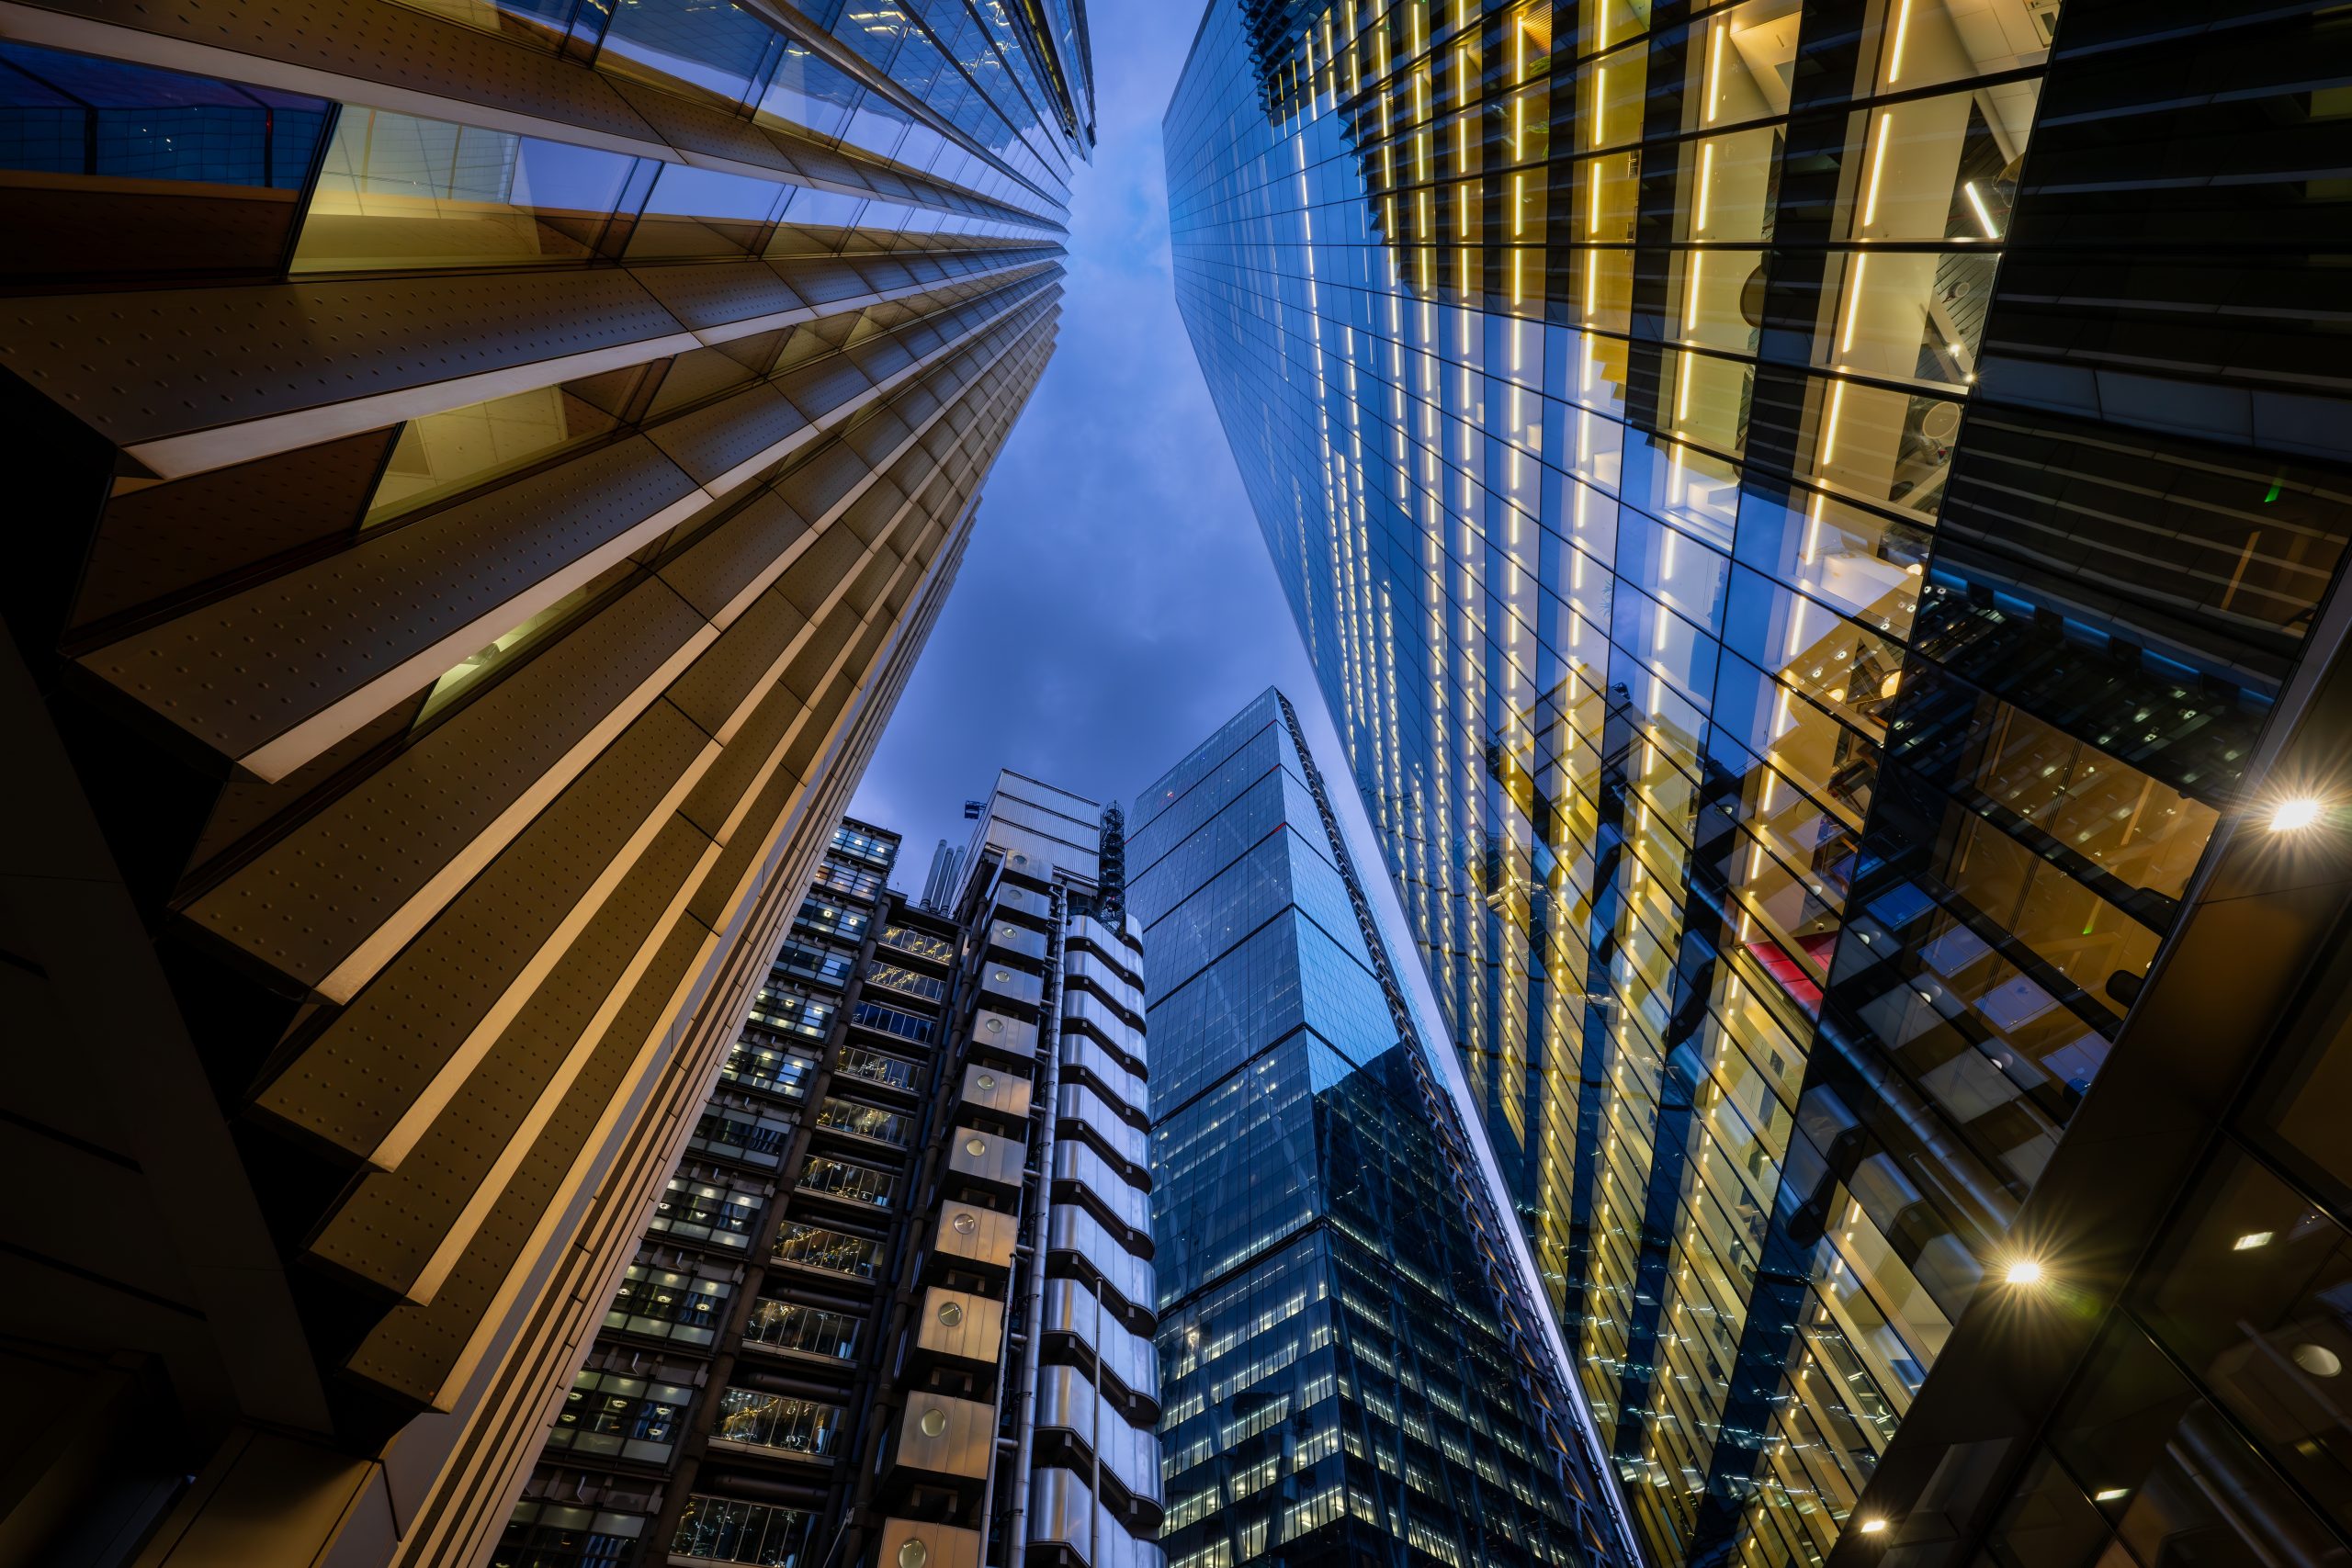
[899,1541,930,1568]
[984,1017,1002,1032]
[977,1073,997,1090]
[2295,1343,2343,1378]
[950,1211,977,1235]
[937,1301,965,1327]
[965,1136,988,1157]
[919,1408,947,1438]
[1012,854,1027,865]
[993,969,1011,982]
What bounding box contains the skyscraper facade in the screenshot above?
[1167,3,2352,1565]
[0,5,1089,1565]
[501,780,1159,1568]
[1130,688,1632,1568]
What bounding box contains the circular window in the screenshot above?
[977,1073,997,1090]
[1012,854,1027,865]
[965,1136,988,1157]
[984,1017,1002,1032]
[899,1542,930,1568]
[2294,1342,2343,1379]
[993,969,1011,982]
[937,1301,965,1327]
[1000,923,1015,936]
[919,1408,948,1438]
[950,1211,977,1235]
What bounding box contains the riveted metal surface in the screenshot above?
[662,592,812,740]
[776,354,876,425]
[837,479,910,547]
[780,256,868,308]
[0,270,685,449]
[605,75,802,181]
[778,440,880,525]
[306,813,713,1298]
[181,576,708,987]
[682,745,807,931]
[959,1063,1031,1120]
[252,698,715,1157]
[655,491,813,622]
[643,346,764,422]
[72,428,394,631]
[673,639,808,844]
[83,436,699,763]
[628,260,808,336]
[644,382,809,491]
[12,0,664,148]
[342,913,713,1407]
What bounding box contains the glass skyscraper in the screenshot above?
[1130,688,1630,1568]
[1167,4,2352,1566]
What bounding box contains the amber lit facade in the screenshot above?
[0,3,1087,1565]
[1168,2,2352,1565]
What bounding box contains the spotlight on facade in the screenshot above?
[2004,1258,2046,1287]
[2270,796,2325,831]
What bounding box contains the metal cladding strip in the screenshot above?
[305,300,1057,1009]
[363,423,1013,1281]
[349,510,952,1406]
[0,244,1053,482]
[353,363,1039,1307]
[177,295,1057,1015]
[388,512,962,1568]
[80,272,1061,789]
[1272,691,1645,1568]
[254,326,1051,1181]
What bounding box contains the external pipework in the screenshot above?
[999,880,1067,1565]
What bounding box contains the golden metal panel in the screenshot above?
[892,1394,993,1481]
[630,259,808,336]
[340,915,715,1407]
[83,436,700,770]
[304,814,714,1300]
[644,381,811,490]
[251,699,717,1160]
[0,268,685,456]
[914,1286,1004,1363]
[663,591,816,743]
[180,576,709,993]
[655,491,815,623]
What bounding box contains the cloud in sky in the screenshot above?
[850,1,1320,860]
[846,0,1473,1175]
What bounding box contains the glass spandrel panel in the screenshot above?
[293,107,642,273]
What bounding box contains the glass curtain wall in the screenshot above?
[1164,3,2352,1565]
[1133,690,1621,1568]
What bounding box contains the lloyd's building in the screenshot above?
[1168,2,2352,1566]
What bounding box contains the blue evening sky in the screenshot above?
[850,1,1331,865]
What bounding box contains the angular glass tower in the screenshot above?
[1130,688,1631,1568]
[1166,4,2352,1565]
[0,5,1089,1567]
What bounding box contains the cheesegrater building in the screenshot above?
[1130,688,1635,1568]
[1167,3,2352,1567]
[0,3,1091,1566]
